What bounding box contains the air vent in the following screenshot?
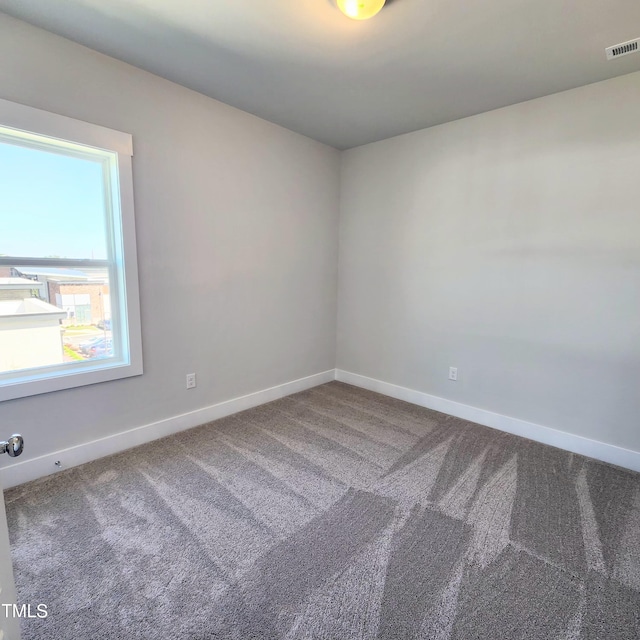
[606,38,640,60]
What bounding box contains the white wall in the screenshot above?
[0,13,340,467]
[338,71,640,454]
[0,320,64,372]
[2,10,639,479]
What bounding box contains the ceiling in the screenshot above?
[1,0,639,149]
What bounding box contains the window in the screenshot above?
[0,98,142,401]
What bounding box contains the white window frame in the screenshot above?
[0,98,143,401]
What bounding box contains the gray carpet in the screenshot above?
[5,381,640,639]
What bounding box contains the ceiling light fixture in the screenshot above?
[337,0,386,20]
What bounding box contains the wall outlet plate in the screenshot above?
[448,367,458,381]
[186,373,197,389]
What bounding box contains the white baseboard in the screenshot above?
[1,369,336,489]
[336,369,640,473]
[5,367,638,489]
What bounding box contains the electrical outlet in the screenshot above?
[186,373,197,389]
[448,367,458,381]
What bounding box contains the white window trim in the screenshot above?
[0,98,143,401]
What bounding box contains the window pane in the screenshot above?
[0,139,108,260]
[0,98,141,401]
[0,265,113,374]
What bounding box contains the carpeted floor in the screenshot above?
[5,381,640,639]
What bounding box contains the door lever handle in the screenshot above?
[1,434,24,457]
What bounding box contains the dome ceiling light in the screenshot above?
[337,0,386,20]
